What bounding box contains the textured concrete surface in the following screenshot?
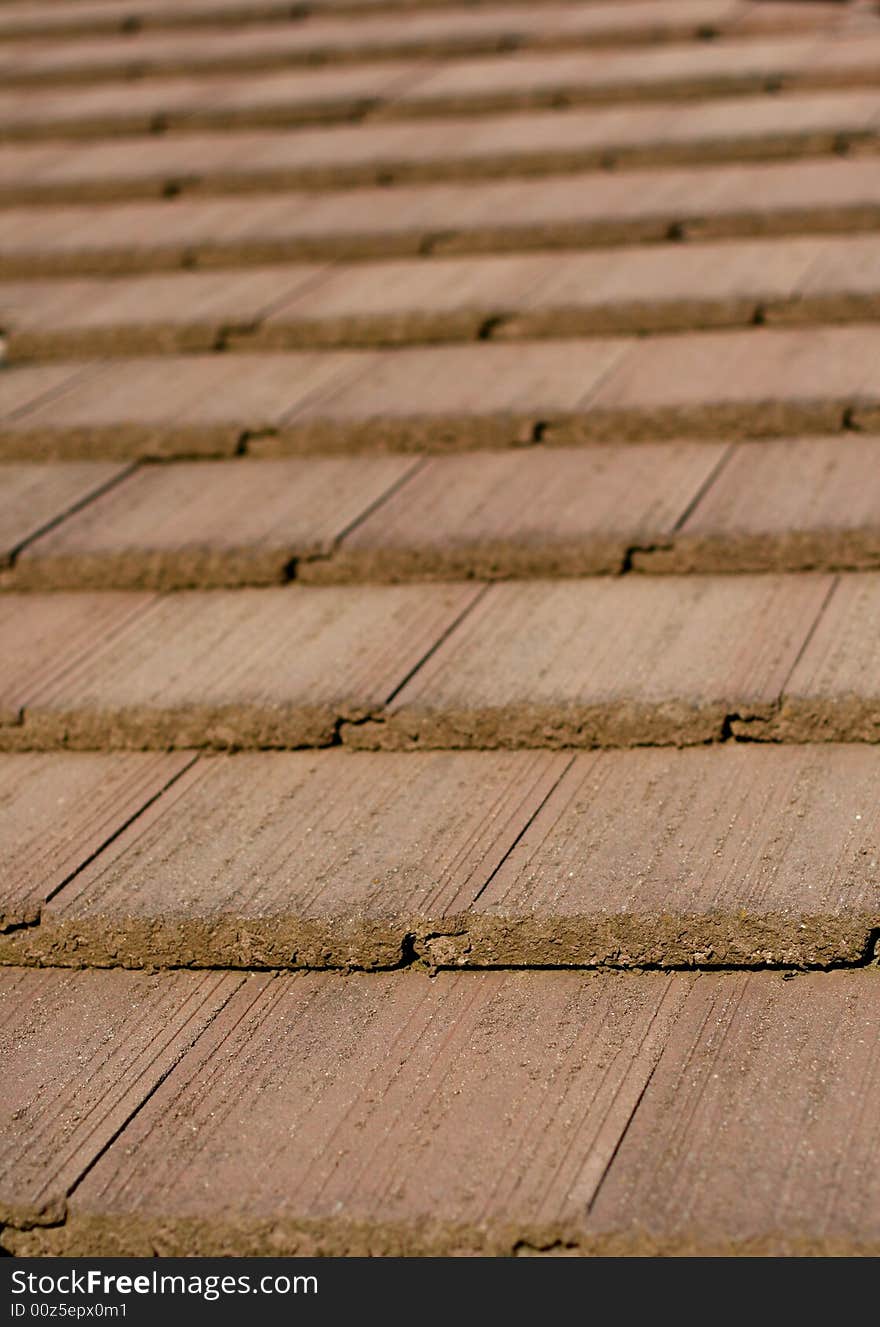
[3,0,879,1264]
[6,233,880,361]
[275,326,880,452]
[0,91,875,211]
[0,265,326,359]
[638,436,880,573]
[2,91,879,209]
[0,967,244,1227]
[366,574,834,748]
[0,585,482,749]
[319,443,723,582]
[16,969,693,1254]
[0,0,869,45]
[772,573,880,741]
[577,323,880,442]
[584,970,880,1255]
[5,3,850,86]
[0,60,428,141]
[6,440,880,591]
[0,591,146,727]
[2,745,876,970]
[3,970,877,1256]
[4,30,880,143]
[5,329,877,459]
[7,574,878,751]
[2,158,880,277]
[16,455,416,588]
[468,744,880,967]
[0,460,127,565]
[0,751,193,929]
[397,33,880,118]
[0,749,569,968]
[0,350,361,459]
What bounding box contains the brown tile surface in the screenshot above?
[3,89,879,206]
[319,443,724,581]
[0,966,245,1227]
[9,236,867,361]
[359,574,833,748]
[15,455,416,589]
[2,157,879,276]
[1,0,878,1263]
[577,323,880,441]
[771,573,880,742]
[0,0,865,45]
[280,325,880,451]
[0,460,127,564]
[37,969,692,1254]
[1,0,491,41]
[1,265,328,359]
[0,4,796,85]
[0,351,360,459]
[470,744,880,967]
[6,571,867,752]
[253,236,827,349]
[5,744,877,970]
[0,61,427,141]
[279,338,631,452]
[3,31,880,143]
[0,133,255,205]
[1,749,569,968]
[0,338,783,459]
[0,591,146,727]
[584,970,880,1255]
[638,436,880,572]
[0,193,329,278]
[3,89,878,207]
[485,234,823,339]
[0,751,193,929]
[0,360,95,429]
[12,23,876,128]
[14,439,874,588]
[390,34,880,116]
[0,584,482,749]
[764,229,880,325]
[8,254,562,356]
[11,969,878,1256]
[0,0,377,41]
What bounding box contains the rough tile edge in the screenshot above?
[7,289,880,368]
[2,698,880,752]
[11,540,627,592]
[0,425,242,462]
[2,8,869,80]
[0,706,344,752]
[742,697,880,744]
[3,127,880,216]
[255,402,861,458]
[543,401,856,445]
[6,1211,880,1259]
[0,913,876,973]
[633,531,880,576]
[12,548,301,593]
[345,702,744,750]
[13,531,880,593]
[0,749,197,932]
[0,402,863,464]
[7,324,222,362]
[6,701,880,752]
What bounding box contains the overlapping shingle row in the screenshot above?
[0,0,878,1258]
